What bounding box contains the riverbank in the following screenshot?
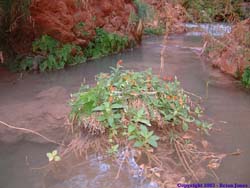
[204,19,250,87]
[1,34,250,187]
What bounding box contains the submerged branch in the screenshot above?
[0,120,64,146]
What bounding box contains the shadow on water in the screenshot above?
[0,31,250,187]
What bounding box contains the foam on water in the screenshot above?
[184,23,232,36]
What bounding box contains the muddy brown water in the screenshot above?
[0,33,250,187]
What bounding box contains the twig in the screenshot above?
[115,148,128,179]
[200,41,208,56]
[175,140,199,181]
[174,141,191,176]
[210,169,219,182]
[159,33,168,76]
[0,120,64,146]
[183,89,202,100]
[30,164,50,171]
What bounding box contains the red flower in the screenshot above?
[162,75,173,81]
[117,59,123,67]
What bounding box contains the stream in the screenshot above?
[0,24,250,187]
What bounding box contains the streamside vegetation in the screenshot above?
[182,0,245,23]
[13,28,130,72]
[63,63,223,185]
[0,0,134,71]
[1,0,249,72]
[144,27,165,36]
[20,35,86,71]
[204,18,250,88]
[84,28,129,59]
[241,67,250,88]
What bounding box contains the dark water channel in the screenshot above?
[0,28,250,187]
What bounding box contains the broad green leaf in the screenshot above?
[148,135,160,147]
[108,117,114,126]
[128,135,137,140]
[46,153,53,161]
[185,116,195,123]
[195,107,200,114]
[52,150,58,156]
[140,125,148,138]
[138,109,145,116]
[165,114,174,121]
[182,122,189,132]
[39,62,48,72]
[202,122,213,129]
[139,119,151,126]
[97,115,106,122]
[82,102,95,115]
[111,104,124,109]
[92,105,105,112]
[195,120,202,127]
[134,141,144,148]
[128,125,136,134]
[151,135,160,141]
[113,113,122,119]
[54,156,61,162]
[148,131,154,137]
[148,137,158,148]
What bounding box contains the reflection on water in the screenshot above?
[1,27,250,187]
[48,151,157,188]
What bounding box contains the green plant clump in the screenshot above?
[16,29,132,72]
[84,28,129,59]
[46,150,61,162]
[144,26,165,36]
[31,35,86,71]
[133,0,154,22]
[74,21,90,37]
[69,65,211,153]
[241,66,250,88]
[182,0,243,22]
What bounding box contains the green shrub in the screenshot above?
[241,67,250,88]
[74,21,90,37]
[32,35,86,71]
[144,26,165,35]
[129,10,139,24]
[69,66,211,152]
[14,29,131,72]
[133,0,154,22]
[182,0,243,22]
[84,28,129,59]
[20,57,33,71]
[242,32,250,48]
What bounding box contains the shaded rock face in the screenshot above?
[29,0,134,46]
[0,86,70,143]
